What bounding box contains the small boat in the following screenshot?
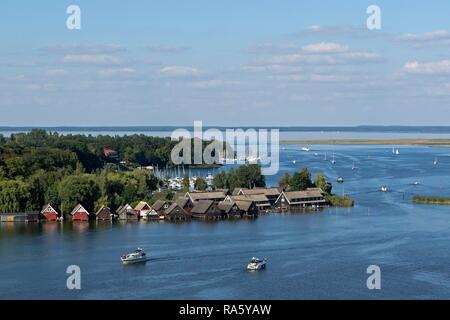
[292,160,296,164]
[247,257,267,271]
[314,152,319,156]
[337,176,344,183]
[121,248,148,264]
[381,186,388,192]
[301,147,310,152]
[351,162,357,170]
[434,157,438,166]
[331,153,336,164]
[413,181,419,185]
[395,149,400,155]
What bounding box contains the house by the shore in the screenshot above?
[40,204,59,221]
[70,204,89,221]
[275,188,326,211]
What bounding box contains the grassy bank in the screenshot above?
[280,139,450,145]
[413,196,450,205]
[325,195,355,207]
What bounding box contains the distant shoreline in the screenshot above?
[280,139,450,145]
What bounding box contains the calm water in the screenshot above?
[1,144,450,299]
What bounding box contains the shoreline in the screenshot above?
[280,139,450,146]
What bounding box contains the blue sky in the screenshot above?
[1,0,450,126]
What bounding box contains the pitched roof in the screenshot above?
[238,187,281,197]
[186,191,227,201]
[152,200,168,211]
[281,190,325,204]
[164,203,188,215]
[95,205,111,216]
[134,201,151,211]
[231,194,270,203]
[117,204,135,215]
[234,200,253,212]
[175,197,190,208]
[41,203,58,214]
[191,200,215,214]
[187,191,227,201]
[70,204,89,216]
[217,201,235,213]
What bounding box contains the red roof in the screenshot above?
[103,148,117,156]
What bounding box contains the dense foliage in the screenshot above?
[213,164,265,190]
[0,130,165,214]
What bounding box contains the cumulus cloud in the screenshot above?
[43,44,126,54]
[302,42,349,54]
[396,30,450,47]
[403,60,450,75]
[158,66,202,77]
[62,54,125,65]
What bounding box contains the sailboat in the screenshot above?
[324,153,327,161]
[331,153,336,164]
[392,147,395,154]
[434,157,438,166]
[351,162,357,170]
[395,149,400,155]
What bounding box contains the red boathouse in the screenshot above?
[70,204,90,221]
[40,204,59,221]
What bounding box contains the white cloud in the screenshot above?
[44,44,125,54]
[158,66,202,77]
[62,54,125,65]
[302,42,349,54]
[403,60,450,75]
[397,30,450,47]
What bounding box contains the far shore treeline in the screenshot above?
[0,129,351,216]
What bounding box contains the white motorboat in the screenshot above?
[292,160,296,164]
[121,248,148,264]
[381,186,388,192]
[434,157,438,166]
[247,257,267,271]
[331,153,336,164]
[301,147,311,152]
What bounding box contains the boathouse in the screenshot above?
[234,187,281,205]
[40,204,59,221]
[95,205,112,221]
[134,201,152,218]
[175,197,194,213]
[275,189,326,211]
[191,200,223,219]
[70,204,90,221]
[152,200,171,214]
[163,203,191,221]
[185,191,227,203]
[117,204,138,221]
[226,194,271,211]
[0,212,39,223]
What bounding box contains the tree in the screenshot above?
[182,175,190,192]
[278,172,290,190]
[213,171,227,189]
[194,177,208,191]
[58,174,101,216]
[315,173,332,194]
[0,180,31,212]
[289,168,313,191]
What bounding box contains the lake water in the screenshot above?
[1,144,450,299]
